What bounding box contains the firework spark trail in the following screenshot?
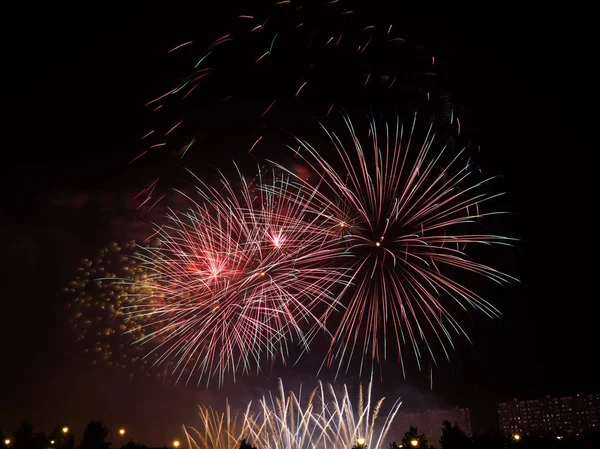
[122,166,350,386]
[130,2,450,209]
[184,377,402,449]
[168,41,193,54]
[269,114,518,377]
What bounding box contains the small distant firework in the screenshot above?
[64,241,164,375]
[184,377,402,449]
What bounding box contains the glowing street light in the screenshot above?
[513,434,521,442]
[173,441,180,448]
[50,441,55,445]
[357,438,366,445]
[410,439,419,447]
[119,429,125,436]
[62,427,69,435]
[4,440,11,446]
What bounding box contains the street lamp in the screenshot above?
[50,441,55,445]
[410,439,419,447]
[356,437,366,448]
[62,428,69,435]
[119,429,125,448]
[4,440,10,446]
[513,434,521,442]
[173,441,180,448]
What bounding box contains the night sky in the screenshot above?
[0,2,596,447]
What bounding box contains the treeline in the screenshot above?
[0,421,173,449]
[434,421,600,449]
[4,419,600,449]
[384,421,600,449]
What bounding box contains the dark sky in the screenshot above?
[0,1,596,446]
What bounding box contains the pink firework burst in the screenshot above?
[126,166,347,386]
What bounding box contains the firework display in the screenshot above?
[70,113,515,383]
[65,1,516,386]
[184,378,402,449]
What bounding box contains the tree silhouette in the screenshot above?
[50,426,74,449]
[120,442,172,449]
[12,422,48,449]
[388,443,401,449]
[77,421,110,449]
[439,420,470,449]
[30,432,47,449]
[10,422,47,449]
[121,443,145,449]
[237,440,257,449]
[471,431,506,449]
[13,422,34,449]
[401,426,432,449]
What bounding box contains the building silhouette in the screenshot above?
[394,407,472,444]
[497,392,600,436]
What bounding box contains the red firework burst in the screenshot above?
[127,166,347,386]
